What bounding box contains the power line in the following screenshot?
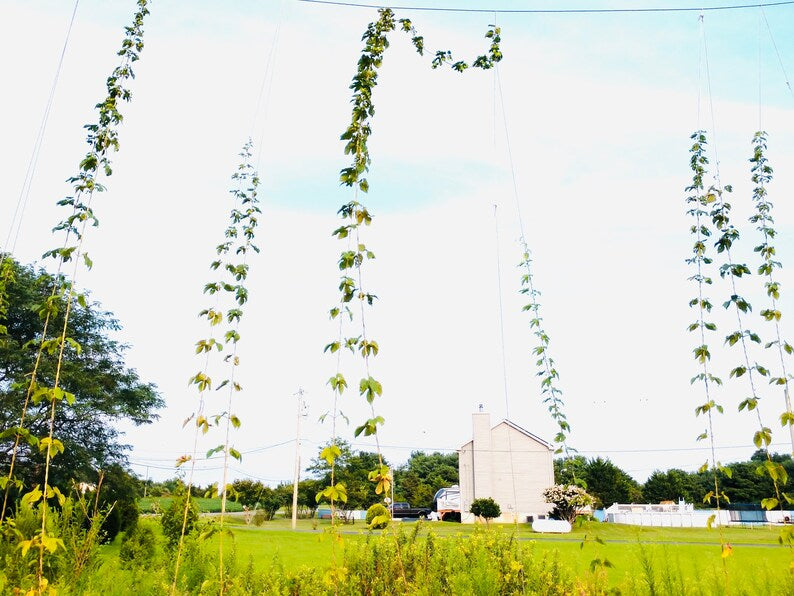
[297,0,794,15]
[3,0,80,258]
[130,438,296,463]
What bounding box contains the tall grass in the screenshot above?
[2,516,793,594]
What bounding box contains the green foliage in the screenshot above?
[555,456,642,508]
[469,497,501,522]
[684,130,729,522]
[543,484,595,524]
[643,468,704,504]
[230,479,264,508]
[365,503,390,529]
[160,492,198,548]
[748,131,794,441]
[257,487,285,521]
[174,140,261,588]
[119,520,156,569]
[181,139,261,469]
[97,464,141,543]
[252,508,267,526]
[0,258,162,496]
[0,256,14,340]
[0,496,108,592]
[308,440,390,512]
[324,8,504,519]
[393,451,458,508]
[520,249,571,456]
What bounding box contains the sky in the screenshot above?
[2,0,794,491]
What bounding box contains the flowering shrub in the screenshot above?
[542,484,594,523]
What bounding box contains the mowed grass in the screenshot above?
[138,497,243,513]
[204,518,793,587]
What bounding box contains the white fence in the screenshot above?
[604,502,794,527]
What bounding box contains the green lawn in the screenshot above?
[138,496,243,513]
[108,515,792,591]
[201,518,794,587]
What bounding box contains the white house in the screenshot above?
[458,411,555,523]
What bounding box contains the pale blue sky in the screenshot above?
[2,0,794,488]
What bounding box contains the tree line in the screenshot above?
[555,452,794,509]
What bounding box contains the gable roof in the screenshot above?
[458,419,553,451]
[497,419,553,449]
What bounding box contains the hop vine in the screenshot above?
[519,248,571,457]
[172,140,260,593]
[749,132,794,447]
[685,131,731,542]
[321,7,503,528]
[707,143,788,511]
[0,3,151,587]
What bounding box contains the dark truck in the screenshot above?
[389,502,431,519]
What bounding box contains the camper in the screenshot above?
[433,485,461,522]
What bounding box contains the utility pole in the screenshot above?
[143,466,149,498]
[291,388,308,530]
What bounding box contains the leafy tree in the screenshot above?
[555,457,642,508]
[543,484,594,523]
[393,451,458,508]
[469,497,500,524]
[553,455,588,486]
[307,440,390,512]
[96,463,141,543]
[257,487,285,521]
[0,258,163,499]
[230,479,264,508]
[642,468,702,504]
[296,478,323,518]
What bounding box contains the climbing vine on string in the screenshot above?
[519,249,571,457]
[685,131,732,552]
[0,2,151,590]
[744,132,794,509]
[172,140,260,593]
[320,7,502,540]
[749,133,794,440]
[707,136,786,512]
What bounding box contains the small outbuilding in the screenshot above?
[459,411,554,523]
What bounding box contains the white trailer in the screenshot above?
[433,485,461,522]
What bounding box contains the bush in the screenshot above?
[96,464,142,543]
[542,484,594,523]
[252,508,267,526]
[160,492,199,548]
[119,521,157,569]
[470,498,501,523]
[365,503,390,529]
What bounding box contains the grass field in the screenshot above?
[195,517,794,588]
[103,514,793,591]
[137,496,243,513]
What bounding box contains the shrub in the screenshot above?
[252,508,266,526]
[160,492,199,548]
[542,484,594,523]
[470,498,501,523]
[119,521,157,569]
[365,503,390,529]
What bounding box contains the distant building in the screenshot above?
[458,411,554,523]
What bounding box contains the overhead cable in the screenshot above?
[3,0,80,258]
[297,0,794,15]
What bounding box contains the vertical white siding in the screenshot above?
[459,414,554,523]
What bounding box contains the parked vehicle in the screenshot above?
[389,501,431,519]
[433,485,461,522]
